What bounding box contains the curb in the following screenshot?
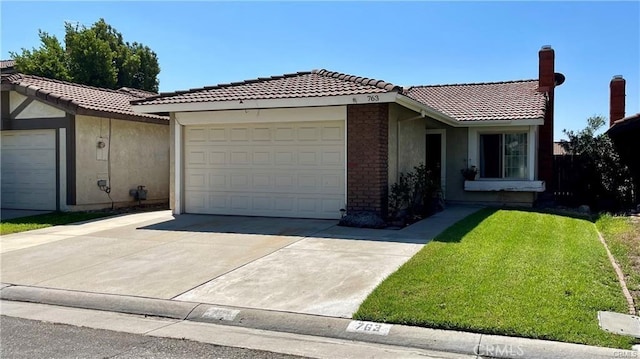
[0,284,198,320]
[1,284,637,359]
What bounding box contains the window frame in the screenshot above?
[468,126,537,182]
[479,132,529,179]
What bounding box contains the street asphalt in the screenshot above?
[1,315,305,359]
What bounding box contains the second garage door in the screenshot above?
[184,121,345,219]
[1,129,57,210]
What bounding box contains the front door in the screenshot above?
[425,133,442,188]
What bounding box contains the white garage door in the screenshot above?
[184,121,345,219]
[1,130,57,210]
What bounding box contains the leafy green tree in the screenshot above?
[11,19,160,92]
[11,31,71,81]
[561,115,634,210]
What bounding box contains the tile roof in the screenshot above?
[554,142,568,156]
[404,80,546,121]
[0,59,15,70]
[2,73,167,123]
[117,87,158,98]
[608,112,640,135]
[133,69,402,106]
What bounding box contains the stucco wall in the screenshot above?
[388,103,422,185]
[389,107,536,207]
[74,115,169,208]
[9,91,66,119]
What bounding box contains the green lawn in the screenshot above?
[0,211,113,235]
[354,208,636,348]
[597,214,640,313]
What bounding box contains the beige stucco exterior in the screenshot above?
[73,115,169,209]
[388,104,537,207]
[9,91,66,118]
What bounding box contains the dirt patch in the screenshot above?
[620,219,640,312]
[86,202,169,216]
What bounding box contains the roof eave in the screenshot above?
[394,94,461,127]
[7,83,168,124]
[462,118,544,126]
[132,92,400,114]
[75,107,168,125]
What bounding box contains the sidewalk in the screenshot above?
[1,284,637,359]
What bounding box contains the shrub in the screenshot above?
[561,115,634,210]
[389,163,441,221]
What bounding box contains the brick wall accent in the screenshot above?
[346,103,389,218]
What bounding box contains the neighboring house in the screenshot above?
[553,142,568,156]
[0,73,170,211]
[607,75,640,204]
[132,46,563,220]
[0,60,16,74]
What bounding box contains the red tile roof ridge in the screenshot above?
[134,69,401,105]
[137,71,315,102]
[313,69,402,92]
[7,73,129,95]
[406,78,538,91]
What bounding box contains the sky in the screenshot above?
[1,1,639,140]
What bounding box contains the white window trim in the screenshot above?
[425,129,446,199]
[464,180,545,192]
[468,125,537,181]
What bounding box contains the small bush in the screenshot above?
[389,163,442,222]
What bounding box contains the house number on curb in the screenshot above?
[346,320,392,336]
[201,307,240,321]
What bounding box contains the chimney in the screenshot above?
[610,75,626,127]
[537,45,556,190]
[538,45,555,93]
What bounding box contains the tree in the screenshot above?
[11,30,71,81]
[11,19,160,92]
[561,115,634,210]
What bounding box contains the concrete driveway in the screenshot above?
[0,206,479,318]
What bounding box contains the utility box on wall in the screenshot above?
[130,185,147,201]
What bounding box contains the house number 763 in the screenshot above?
[367,95,380,102]
[356,322,382,332]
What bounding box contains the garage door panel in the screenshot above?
[187,169,342,195]
[1,130,57,210]
[184,121,345,219]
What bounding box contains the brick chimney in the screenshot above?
[610,75,626,127]
[537,45,556,188]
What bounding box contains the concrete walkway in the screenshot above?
[0,206,480,318]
